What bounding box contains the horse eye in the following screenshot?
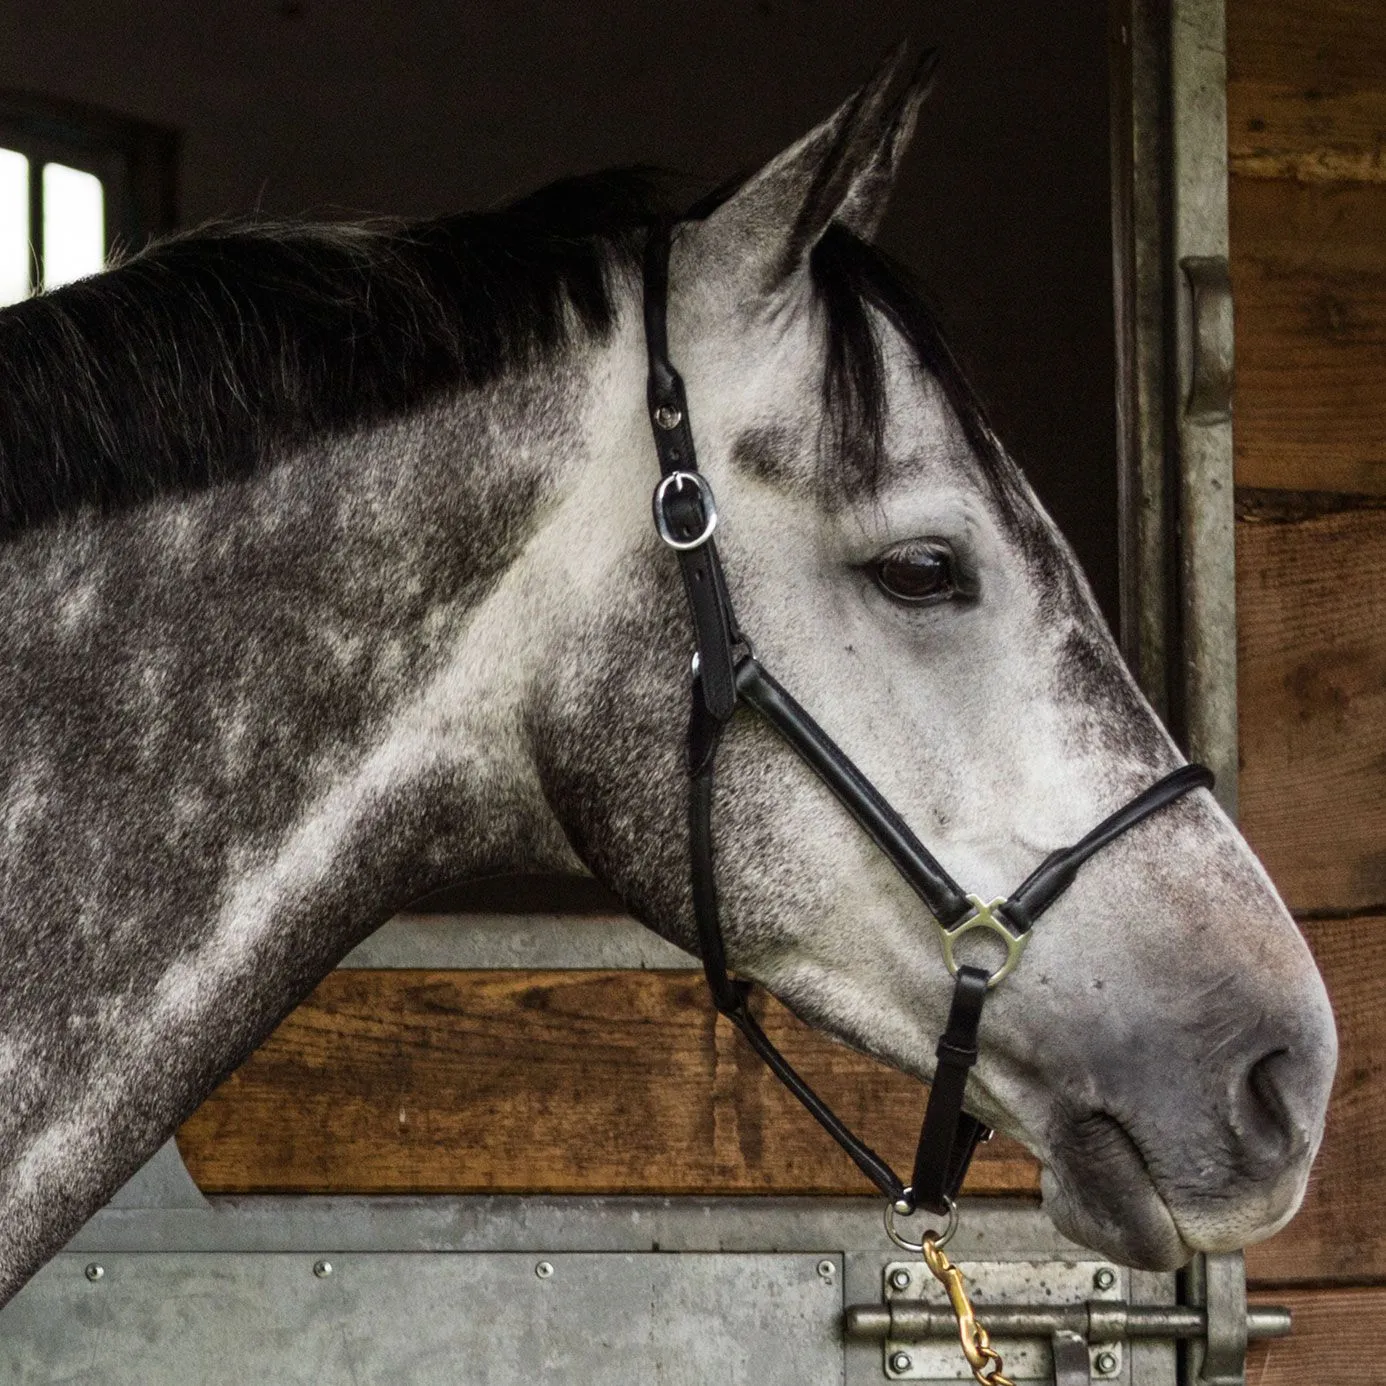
[871,541,959,605]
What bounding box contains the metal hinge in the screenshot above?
[844,1252,1287,1385]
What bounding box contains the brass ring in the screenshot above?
[938,895,1029,989]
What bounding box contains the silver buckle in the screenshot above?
[938,895,1029,989]
[653,471,718,551]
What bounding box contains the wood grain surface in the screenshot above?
[1236,496,1386,913]
[1231,178,1386,494]
[1246,1287,1386,1382]
[1246,916,1386,1286]
[1228,0,1386,183]
[174,918,1378,1283]
[177,968,1040,1196]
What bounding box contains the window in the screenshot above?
[0,94,177,307]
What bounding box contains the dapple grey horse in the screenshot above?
[0,54,1334,1304]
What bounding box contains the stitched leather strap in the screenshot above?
[688,726,909,1203]
[910,966,991,1214]
[735,657,973,926]
[644,228,739,723]
[1000,762,1216,933]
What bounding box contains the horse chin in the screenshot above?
[1038,1115,1193,1271]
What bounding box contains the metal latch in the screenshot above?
[844,1253,1289,1385]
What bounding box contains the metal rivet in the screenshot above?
[1095,1350,1119,1375]
[313,1260,333,1278]
[1094,1267,1117,1291]
[889,1267,912,1291]
[653,404,682,430]
[816,1259,836,1280]
[535,1260,554,1279]
[84,1263,104,1282]
[889,1350,913,1374]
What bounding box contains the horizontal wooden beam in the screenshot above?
[177,969,1040,1198]
[177,914,1378,1286]
[1246,916,1386,1285]
[1228,0,1386,184]
[1231,177,1386,495]
[1247,1288,1386,1381]
[1236,496,1386,913]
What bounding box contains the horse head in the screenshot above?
[528,57,1336,1270]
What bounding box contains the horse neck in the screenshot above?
[0,349,621,1299]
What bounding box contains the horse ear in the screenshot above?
[684,48,935,299]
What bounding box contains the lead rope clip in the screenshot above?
[922,1234,1016,1386]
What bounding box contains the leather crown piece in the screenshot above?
[641,223,1214,1216]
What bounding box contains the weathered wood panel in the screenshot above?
[177,969,1039,1196]
[176,916,1379,1279]
[1228,0,1386,184]
[1246,1288,1386,1382]
[1231,178,1386,494]
[1246,916,1386,1286]
[1236,494,1386,913]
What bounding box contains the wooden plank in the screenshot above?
[177,969,1040,1197]
[1246,916,1386,1286]
[176,919,1380,1278]
[1236,494,1386,912]
[1246,1288,1386,1382]
[1228,0,1386,184]
[1231,177,1386,494]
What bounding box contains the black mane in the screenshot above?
[0,170,669,538]
[0,166,1007,538]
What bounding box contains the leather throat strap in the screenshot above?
[641,226,1214,1216]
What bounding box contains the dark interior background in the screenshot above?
[2,2,1118,624]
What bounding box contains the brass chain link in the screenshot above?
[922,1236,1017,1386]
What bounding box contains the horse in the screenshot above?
[0,52,1335,1306]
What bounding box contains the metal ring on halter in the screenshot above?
[653,471,718,551]
[884,1192,959,1253]
[938,894,1030,989]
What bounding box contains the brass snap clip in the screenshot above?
[922,1234,1016,1386]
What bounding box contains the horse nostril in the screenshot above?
[1233,1048,1309,1171]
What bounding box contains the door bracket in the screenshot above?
[845,1252,1288,1383]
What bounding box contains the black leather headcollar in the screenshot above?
[641,224,1214,1218]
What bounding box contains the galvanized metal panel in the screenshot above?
[22,1196,1182,1386]
[1170,0,1239,813]
[0,1249,843,1386]
[338,911,697,970]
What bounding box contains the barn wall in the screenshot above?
[1226,0,1386,1378]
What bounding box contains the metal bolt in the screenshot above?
[1094,1267,1117,1291]
[1095,1350,1119,1376]
[889,1350,914,1374]
[84,1263,104,1282]
[889,1267,913,1291]
[535,1260,554,1279]
[313,1260,333,1278]
[653,404,682,431]
[816,1258,836,1280]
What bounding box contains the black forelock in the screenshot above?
[811,226,1014,502]
[810,224,1067,595]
